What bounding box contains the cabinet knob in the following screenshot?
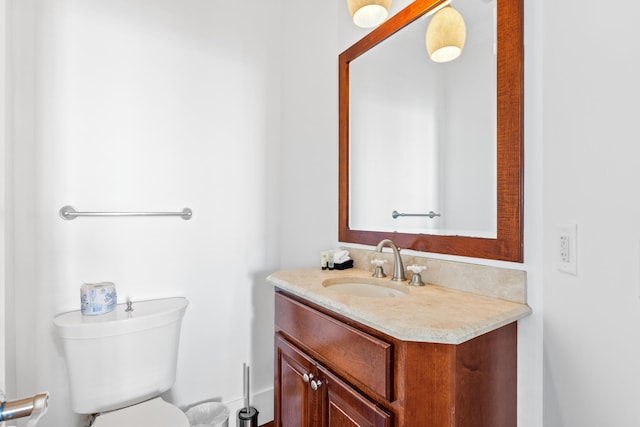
[302,373,313,383]
[310,380,323,391]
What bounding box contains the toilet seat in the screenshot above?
[91,397,189,427]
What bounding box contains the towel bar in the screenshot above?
[392,210,440,219]
[59,206,192,220]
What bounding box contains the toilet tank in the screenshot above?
[53,297,188,414]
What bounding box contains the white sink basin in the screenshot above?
[322,277,408,298]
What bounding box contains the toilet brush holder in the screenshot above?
[237,407,258,427]
[237,363,259,427]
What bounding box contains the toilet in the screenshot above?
[53,297,189,427]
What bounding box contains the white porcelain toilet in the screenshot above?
[53,297,189,427]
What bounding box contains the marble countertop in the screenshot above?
[267,268,532,345]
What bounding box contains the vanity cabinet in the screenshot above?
[276,334,391,427]
[274,290,518,427]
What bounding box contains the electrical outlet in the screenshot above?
[559,234,570,263]
[557,224,577,275]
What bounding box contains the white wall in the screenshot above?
[278,0,340,267]
[542,0,640,425]
[5,0,281,425]
[8,0,640,426]
[0,0,7,398]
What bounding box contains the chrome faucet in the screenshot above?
[375,239,406,281]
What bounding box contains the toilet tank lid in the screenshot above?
[53,297,188,339]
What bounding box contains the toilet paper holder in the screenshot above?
[0,392,49,423]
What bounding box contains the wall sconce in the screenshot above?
[426,5,466,63]
[347,0,392,28]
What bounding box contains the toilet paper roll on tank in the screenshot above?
[80,282,117,316]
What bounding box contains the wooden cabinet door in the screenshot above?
[319,366,391,427]
[275,334,322,427]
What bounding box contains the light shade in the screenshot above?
[426,6,466,63]
[347,0,392,28]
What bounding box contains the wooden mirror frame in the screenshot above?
[339,0,523,262]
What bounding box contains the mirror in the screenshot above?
[339,0,523,262]
[349,0,497,238]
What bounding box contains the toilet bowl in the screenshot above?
[53,297,189,425]
[91,397,188,427]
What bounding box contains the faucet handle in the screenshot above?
[407,265,426,287]
[371,259,387,278]
[407,265,426,274]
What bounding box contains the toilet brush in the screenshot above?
[237,363,258,427]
